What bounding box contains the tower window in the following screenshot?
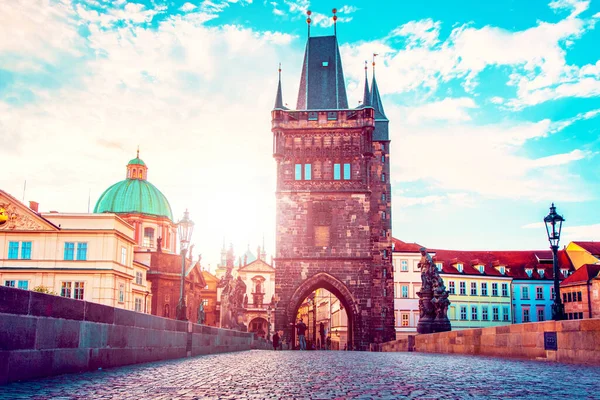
[295,164,302,180]
[334,163,341,180]
[381,193,386,202]
[343,163,351,180]
[381,173,386,182]
[139,170,143,179]
[381,155,385,163]
[381,144,385,151]
[322,61,329,67]
[305,164,312,180]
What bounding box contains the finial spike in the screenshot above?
[136,145,139,158]
[306,10,312,37]
[332,8,337,36]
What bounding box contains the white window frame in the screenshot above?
[121,246,127,265]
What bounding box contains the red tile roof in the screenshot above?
[561,264,600,286]
[392,238,423,252]
[572,241,600,257]
[390,238,574,280]
[430,249,572,280]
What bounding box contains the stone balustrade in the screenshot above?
[0,286,269,384]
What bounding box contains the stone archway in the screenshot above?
[284,272,359,350]
[248,317,269,339]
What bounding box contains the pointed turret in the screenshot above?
[360,61,370,108]
[274,64,286,110]
[371,57,389,141]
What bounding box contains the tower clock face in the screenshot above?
[0,207,7,226]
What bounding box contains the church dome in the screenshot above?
[94,152,173,220]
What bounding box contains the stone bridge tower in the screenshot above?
[272,32,394,350]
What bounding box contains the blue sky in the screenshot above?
[1,0,599,269]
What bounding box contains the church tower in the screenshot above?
[272,14,395,350]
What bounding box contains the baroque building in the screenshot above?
[94,152,206,322]
[272,30,395,349]
[0,189,152,312]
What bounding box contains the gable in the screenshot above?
[239,259,275,273]
[0,190,59,232]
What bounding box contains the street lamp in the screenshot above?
[176,209,194,321]
[267,305,272,341]
[544,203,565,321]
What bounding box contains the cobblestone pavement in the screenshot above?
[2,350,600,399]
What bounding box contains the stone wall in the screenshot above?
[381,319,600,365]
[0,286,269,385]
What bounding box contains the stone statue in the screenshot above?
[197,301,205,325]
[156,236,162,252]
[243,293,248,307]
[217,266,247,331]
[416,247,451,334]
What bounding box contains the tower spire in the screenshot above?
[306,10,311,38]
[362,60,370,107]
[371,53,389,140]
[274,63,285,109]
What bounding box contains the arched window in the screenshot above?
[256,282,262,294]
[164,304,170,318]
[139,170,143,179]
[143,227,155,248]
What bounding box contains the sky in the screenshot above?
[1,0,600,271]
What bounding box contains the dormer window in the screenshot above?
[456,263,463,273]
[436,262,443,271]
[478,265,484,274]
[561,269,569,277]
[538,269,545,278]
[525,269,533,278]
[498,266,506,275]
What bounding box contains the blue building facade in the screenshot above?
[511,280,555,323]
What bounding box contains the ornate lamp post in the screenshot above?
[176,210,194,321]
[544,203,565,321]
[267,304,272,341]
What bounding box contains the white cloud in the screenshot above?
[341,8,600,107]
[0,0,82,70]
[401,97,477,123]
[562,224,600,242]
[390,19,441,49]
[180,2,197,12]
[522,222,546,229]
[387,110,591,202]
[0,1,300,266]
[528,149,593,168]
[549,0,590,18]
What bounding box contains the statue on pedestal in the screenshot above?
[217,266,247,331]
[197,301,205,325]
[417,247,451,334]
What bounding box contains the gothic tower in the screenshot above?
[272,25,395,349]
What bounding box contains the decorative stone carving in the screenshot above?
[217,265,247,331]
[417,247,452,334]
[0,201,47,231]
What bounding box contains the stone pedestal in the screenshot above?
[417,289,435,334]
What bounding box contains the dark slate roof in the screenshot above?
[361,68,370,107]
[371,73,389,141]
[273,69,286,110]
[296,36,348,110]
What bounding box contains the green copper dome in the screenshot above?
[128,157,146,166]
[94,179,173,220]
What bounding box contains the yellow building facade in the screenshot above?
[0,190,152,312]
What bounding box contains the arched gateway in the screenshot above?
[272,28,396,350]
[286,273,357,349]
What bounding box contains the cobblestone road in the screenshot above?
[2,350,600,399]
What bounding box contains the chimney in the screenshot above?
[29,201,39,213]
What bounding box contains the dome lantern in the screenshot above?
[127,148,148,180]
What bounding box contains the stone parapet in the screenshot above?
[380,319,600,365]
[0,286,269,385]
